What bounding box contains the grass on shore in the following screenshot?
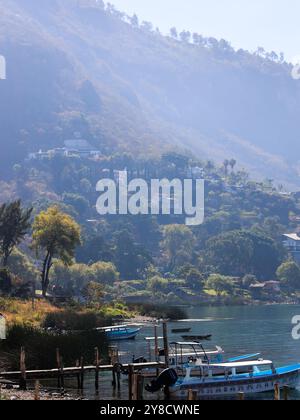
[0,297,136,328]
[0,297,61,327]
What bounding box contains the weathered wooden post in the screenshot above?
[274,383,280,400]
[19,347,27,390]
[60,356,65,393]
[188,389,197,400]
[162,322,170,400]
[128,364,134,401]
[75,359,80,390]
[95,347,100,392]
[154,325,160,376]
[80,357,85,391]
[56,348,61,389]
[238,392,245,400]
[56,349,65,392]
[34,380,40,401]
[162,322,169,368]
[283,386,289,401]
[136,374,144,401]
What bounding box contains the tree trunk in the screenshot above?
[42,252,52,298]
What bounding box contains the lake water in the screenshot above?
[42,305,300,400]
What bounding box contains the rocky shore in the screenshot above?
[0,386,81,401]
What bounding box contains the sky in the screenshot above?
[110,0,300,62]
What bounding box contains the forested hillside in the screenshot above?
[1,0,300,187]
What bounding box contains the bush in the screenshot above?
[132,303,187,320]
[0,324,108,370]
[0,268,12,294]
[43,310,106,331]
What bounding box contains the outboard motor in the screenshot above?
[145,368,178,393]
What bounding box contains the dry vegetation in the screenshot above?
[0,297,61,327]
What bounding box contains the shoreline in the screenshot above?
[0,386,80,401]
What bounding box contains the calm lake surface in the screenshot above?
[43,305,300,400]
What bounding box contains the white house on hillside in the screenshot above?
[283,233,300,263]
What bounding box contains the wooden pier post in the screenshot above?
[95,347,100,392]
[162,322,169,368]
[154,325,159,376]
[188,389,197,401]
[274,383,280,400]
[128,364,134,401]
[56,348,61,389]
[56,348,64,391]
[19,347,27,390]
[162,322,170,400]
[238,392,245,401]
[34,380,40,401]
[283,386,289,401]
[136,374,144,400]
[75,359,80,390]
[80,357,85,391]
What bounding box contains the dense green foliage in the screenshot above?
[1,151,300,305]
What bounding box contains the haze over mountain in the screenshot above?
[1,0,300,188]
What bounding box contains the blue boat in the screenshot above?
[97,324,141,341]
[146,359,300,397]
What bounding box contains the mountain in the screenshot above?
[1,0,300,188]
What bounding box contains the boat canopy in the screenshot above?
[209,360,273,368]
[227,353,261,363]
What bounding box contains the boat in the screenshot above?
[172,328,191,334]
[146,359,300,398]
[96,324,141,341]
[182,334,212,341]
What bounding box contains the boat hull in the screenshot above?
[106,328,140,341]
[169,366,300,398]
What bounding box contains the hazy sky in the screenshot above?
[110,0,300,62]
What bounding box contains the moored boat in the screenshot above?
[96,324,141,341]
[146,360,300,398]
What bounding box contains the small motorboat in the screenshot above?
[182,334,212,341]
[146,359,300,398]
[96,324,141,341]
[172,328,191,334]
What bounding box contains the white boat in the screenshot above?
[146,359,300,398]
[96,324,141,341]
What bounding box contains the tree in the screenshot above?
[148,276,168,294]
[229,159,237,172]
[204,230,282,279]
[32,206,81,297]
[0,200,32,267]
[170,27,178,39]
[276,261,300,290]
[242,274,258,289]
[179,31,191,43]
[0,268,12,294]
[223,159,230,176]
[130,14,139,27]
[82,281,105,305]
[205,274,235,296]
[185,267,204,290]
[161,225,196,271]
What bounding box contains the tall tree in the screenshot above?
[229,159,237,171]
[32,206,81,297]
[0,200,32,267]
[223,159,230,176]
[170,27,178,39]
[161,224,195,271]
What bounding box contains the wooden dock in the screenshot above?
[0,361,165,380]
[0,322,171,400]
